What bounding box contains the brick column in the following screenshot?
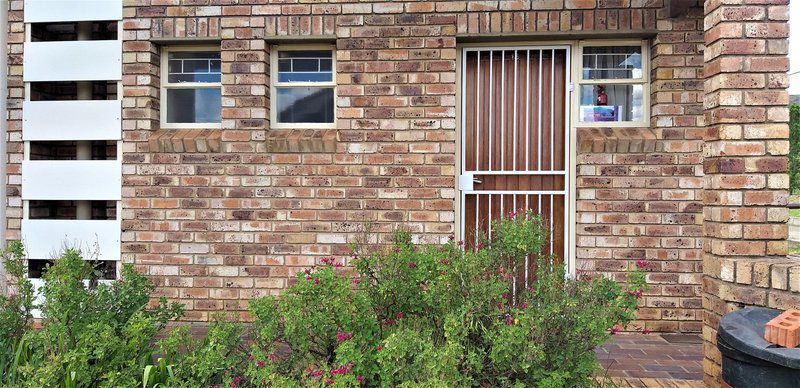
[702,0,794,385]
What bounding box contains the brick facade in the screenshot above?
[3,4,795,377]
[701,0,796,385]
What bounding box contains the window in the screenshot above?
[271,45,336,128]
[160,46,221,128]
[576,41,649,126]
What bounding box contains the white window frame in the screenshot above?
[270,44,337,129]
[160,45,222,129]
[573,39,650,128]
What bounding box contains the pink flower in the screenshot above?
[521,302,528,309]
[377,345,382,351]
[457,240,464,246]
[476,242,483,250]
[510,211,517,220]
[408,262,417,268]
[636,259,650,269]
[267,354,276,362]
[314,278,320,284]
[642,329,652,334]
[257,360,265,367]
[357,375,365,382]
[396,312,404,319]
[448,234,455,241]
[353,278,360,285]
[306,275,312,281]
[337,332,353,343]
[611,325,622,335]
[324,380,334,385]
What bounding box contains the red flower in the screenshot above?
[314,278,321,284]
[408,262,417,268]
[396,312,404,319]
[353,278,360,285]
[257,360,265,367]
[642,329,652,334]
[610,325,622,335]
[377,345,382,351]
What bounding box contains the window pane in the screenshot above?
[276,87,334,124]
[579,84,644,123]
[166,88,221,124]
[277,50,333,83]
[167,51,221,83]
[582,46,642,80]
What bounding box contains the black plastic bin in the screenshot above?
[717,307,800,387]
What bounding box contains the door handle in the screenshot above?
[473,178,482,184]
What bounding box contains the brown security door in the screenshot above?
[460,46,570,266]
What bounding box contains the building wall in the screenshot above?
[6,0,707,329]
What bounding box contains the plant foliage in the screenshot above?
[0,214,647,387]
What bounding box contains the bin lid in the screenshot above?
[719,307,800,370]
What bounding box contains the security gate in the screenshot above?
[460,46,571,268]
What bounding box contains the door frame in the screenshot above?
[455,42,575,275]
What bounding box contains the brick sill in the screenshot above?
[266,128,337,153]
[148,129,221,153]
[576,127,657,153]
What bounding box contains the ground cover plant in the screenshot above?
[0,213,647,387]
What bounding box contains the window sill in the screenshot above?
[148,129,221,153]
[266,128,337,153]
[576,127,657,153]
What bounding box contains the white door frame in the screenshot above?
[457,44,573,275]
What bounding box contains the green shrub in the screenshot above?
[790,104,800,194]
[0,214,647,387]
[243,213,647,387]
[0,247,183,387]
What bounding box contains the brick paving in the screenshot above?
[595,333,703,386]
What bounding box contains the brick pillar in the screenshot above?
[702,0,793,385]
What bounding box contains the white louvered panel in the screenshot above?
[24,40,122,82]
[24,0,122,23]
[23,100,122,141]
[22,160,122,201]
[22,219,121,261]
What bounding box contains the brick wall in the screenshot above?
[701,0,794,385]
[6,0,711,329]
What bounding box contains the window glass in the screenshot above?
[167,51,221,83]
[582,46,642,80]
[166,88,222,124]
[276,87,334,124]
[578,84,644,123]
[277,50,333,83]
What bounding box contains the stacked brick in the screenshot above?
[2,1,790,353]
[576,3,706,333]
[701,0,795,385]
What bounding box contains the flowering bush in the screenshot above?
[242,212,647,386]
[0,214,647,387]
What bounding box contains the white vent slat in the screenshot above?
[24,41,122,82]
[23,100,122,141]
[24,0,122,23]
[22,160,122,201]
[22,219,121,261]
